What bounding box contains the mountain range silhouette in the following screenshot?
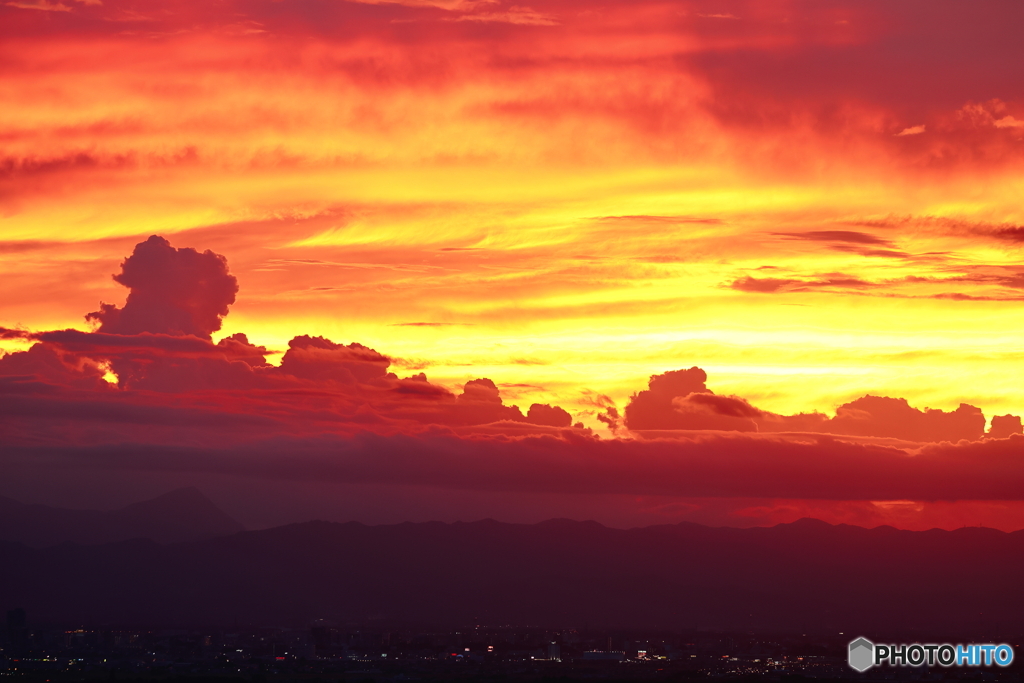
[1,504,1019,636]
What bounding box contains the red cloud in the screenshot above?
[626,367,993,443]
[86,235,238,340]
[279,335,390,385]
[989,414,1023,439]
[0,236,582,430]
[524,403,572,428]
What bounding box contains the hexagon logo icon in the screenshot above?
[848,637,874,672]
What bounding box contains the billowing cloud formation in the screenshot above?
[822,395,984,443]
[525,403,572,428]
[0,236,579,432]
[625,367,760,432]
[279,335,389,385]
[460,377,502,403]
[86,236,238,340]
[0,340,108,389]
[2,236,1024,532]
[626,368,993,443]
[0,237,1013,444]
[989,414,1023,439]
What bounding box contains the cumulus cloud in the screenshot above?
[824,395,984,442]
[989,414,1023,439]
[459,377,503,403]
[524,403,572,428]
[625,367,993,443]
[624,367,759,432]
[279,335,390,385]
[86,235,238,340]
[0,341,109,389]
[216,333,270,367]
[0,236,581,430]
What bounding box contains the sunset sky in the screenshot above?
[4,0,1024,532]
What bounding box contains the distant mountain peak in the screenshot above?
[783,517,835,528]
[0,489,244,548]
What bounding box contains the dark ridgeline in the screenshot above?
[0,487,244,547]
[1,517,1022,639]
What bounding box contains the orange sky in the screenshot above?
[4,0,1024,530]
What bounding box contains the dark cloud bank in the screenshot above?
[2,236,1022,518]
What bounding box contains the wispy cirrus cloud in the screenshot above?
[450,5,557,25]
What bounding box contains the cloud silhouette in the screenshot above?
[625,367,992,443]
[625,367,761,432]
[279,335,391,385]
[524,403,572,428]
[825,395,985,443]
[86,235,238,340]
[0,340,108,389]
[0,230,1018,537]
[988,414,1023,439]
